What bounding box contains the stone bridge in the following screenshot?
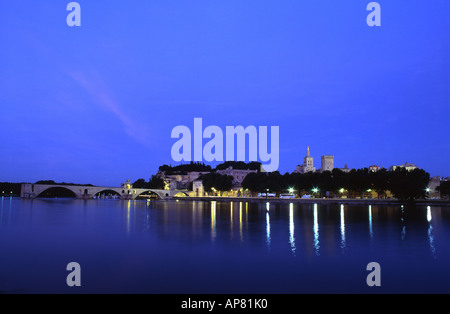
[20,184,190,200]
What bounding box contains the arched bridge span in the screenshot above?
[21,184,189,200]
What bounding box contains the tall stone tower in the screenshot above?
[320,155,334,172]
[303,146,315,173]
[294,146,316,173]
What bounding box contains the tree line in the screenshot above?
[240,168,432,200]
[0,182,22,196]
[132,175,166,189]
[159,161,260,174]
[158,162,443,200]
[159,161,212,174]
[437,181,450,199]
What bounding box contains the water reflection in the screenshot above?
[0,197,3,226]
[126,200,131,235]
[289,203,296,255]
[427,206,436,259]
[2,199,450,293]
[1,196,13,226]
[239,202,243,242]
[266,210,271,249]
[246,202,248,224]
[5,199,445,262]
[313,203,319,256]
[401,205,406,241]
[340,204,346,251]
[230,202,233,238]
[211,201,216,241]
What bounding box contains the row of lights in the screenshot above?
[287,187,432,194]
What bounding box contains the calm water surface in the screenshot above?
[0,198,449,294]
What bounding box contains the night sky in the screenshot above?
[1,1,449,187]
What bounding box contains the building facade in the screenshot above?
[192,180,205,197]
[216,166,257,187]
[320,155,334,172]
[336,164,351,173]
[294,146,316,174]
[389,162,418,172]
[369,165,381,172]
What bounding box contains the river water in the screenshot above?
[0,197,449,294]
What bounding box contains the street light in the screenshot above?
[312,187,319,198]
[288,187,294,194]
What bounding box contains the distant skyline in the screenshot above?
[1,1,449,187]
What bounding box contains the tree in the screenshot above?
[319,171,334,197]
[215,175,234,194]
[241,172,266,196]
[369,168,389,198]
[388,168,430,200]
[266,171,284,195]
[147,175,165,189]
[132,176,165,189]
[132,178,147,188]
[159,161,212,175]
[437,181,450,199]
[0,182,22,196]
[201,173,233,196]
[36,180,57,185]
[332,169,348,192]
[346,169,371,198]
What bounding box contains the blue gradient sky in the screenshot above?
[1,1,449,186]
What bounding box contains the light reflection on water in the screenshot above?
[427,206,436,259]
[313,203,319,256]
[239,202,243,242]
[340,204,346,252]
[0,198,449,293]
[211,201,216,241]
[289,203,295,255]
[266,210,271,248]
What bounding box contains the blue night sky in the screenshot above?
[1,1,449,187]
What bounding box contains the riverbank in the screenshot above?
[178,196,450,206]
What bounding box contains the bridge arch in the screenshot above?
[135,190,161,200]
[173,191,189,197]
[36,186,77,198]
[94,189,121,199]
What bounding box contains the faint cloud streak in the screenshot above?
[68,71,151,146]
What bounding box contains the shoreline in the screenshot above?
[12,195,450,206]
[176,196,450,206]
